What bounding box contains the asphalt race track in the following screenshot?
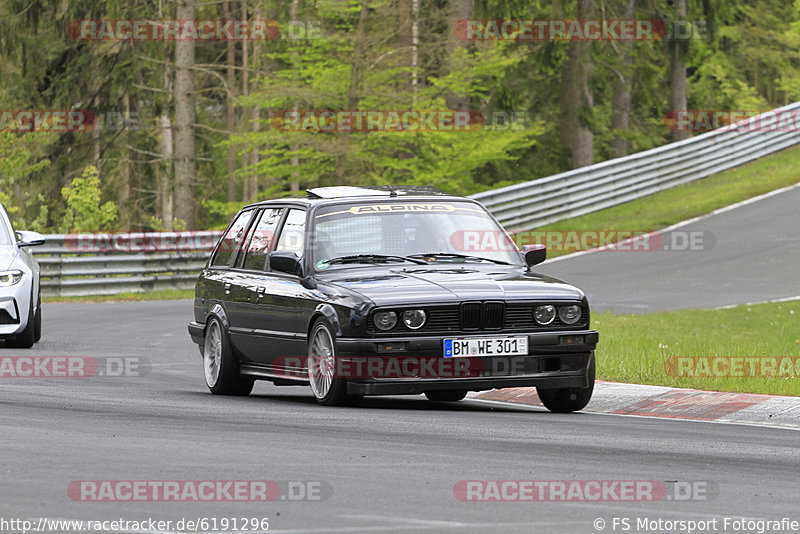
[535,185,800,314]
[1,300,798,533]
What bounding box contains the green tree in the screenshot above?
[59,165,117,232]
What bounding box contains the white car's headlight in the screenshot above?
[0,270,24,287]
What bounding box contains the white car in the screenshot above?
[0,202,44,348]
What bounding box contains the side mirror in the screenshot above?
[521,244,546,267]
[269,251,303,276]
[16,231,45,247]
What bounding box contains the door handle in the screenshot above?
[223,282,232,294]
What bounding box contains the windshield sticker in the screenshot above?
[317,204,485,218]
[316,259,330,270]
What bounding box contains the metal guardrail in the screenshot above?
[470,103,800,230]
[34,232,222,297]
[35,103,800,296]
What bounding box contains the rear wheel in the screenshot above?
[425,390,467,402]
[307,320,352,406]
[203,317,254,396]
[537,354,595,413]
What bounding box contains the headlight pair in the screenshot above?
[533,304,582,325]
[0,270,24,287]
[373,309,426,331]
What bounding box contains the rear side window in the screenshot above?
[210,210,254,267]
[241,208,283,271]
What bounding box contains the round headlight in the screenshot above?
[533,305,556,325]
[373,311,397,331]
[558,305,582,325]
[402,309,426,330]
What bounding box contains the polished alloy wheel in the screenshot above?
[204,320,222,387]
[308,324,336,399]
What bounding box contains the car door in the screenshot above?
[235,207,310,367]
[200,208,256,357]
[225,207,286,364]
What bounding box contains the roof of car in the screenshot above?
[245,185,464,208]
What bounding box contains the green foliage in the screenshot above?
[2,0,800,230]
[59,165,118,232]
[595,300,800,396]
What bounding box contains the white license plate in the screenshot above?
[443,337,528,357]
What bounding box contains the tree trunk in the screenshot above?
[335,0,369,181]
[610,0,634,158]
[446,0,472,111]
[157,114,174,231]
[248,1,263,201]
[118,92,132,229]
[411,0,419,106]
[174,0,196,228]
[560,0,594,168]
[225,0,237,203]
[157,66,174,231]
[289,0,301,192]
[670,0,689,143]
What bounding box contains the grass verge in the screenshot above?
[533,145,800,257]
[43,289,194,304]
[594,299,800,396]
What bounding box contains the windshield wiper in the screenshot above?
[408,252,513,265]
[324,254,429,265]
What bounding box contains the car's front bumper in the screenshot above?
[0,278,33,336]
[337,330,598,395]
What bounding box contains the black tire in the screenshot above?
[8,297,35,348]
[307,319,351,406]
[425,390,468,402]
[33,293,42,342]
[203,317,254,396]
[537,353,596,413]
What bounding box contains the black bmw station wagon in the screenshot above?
[188,186,598,412]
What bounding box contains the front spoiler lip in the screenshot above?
[346,371,589,395]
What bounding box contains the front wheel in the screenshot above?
[307,320,352,406]
[203,317,254,396]
[537,353,595,413]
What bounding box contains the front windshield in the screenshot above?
[312,200,523,268]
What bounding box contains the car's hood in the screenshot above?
[0,246,19,271]
[321,265,585,306]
